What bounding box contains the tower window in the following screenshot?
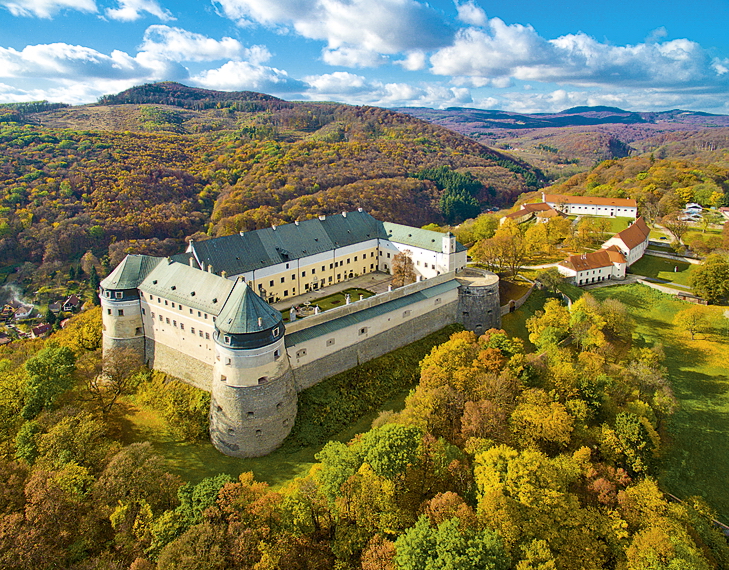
[141,308,146,315]
[273,349,280,360]
[117,309,124,316]
[115,292,122,299]
[205,332,210,340]
[273,327,279,337]
[220,375,227,382]
[359,327,367,336]
[224,335,231,344]
[107,308,112,315]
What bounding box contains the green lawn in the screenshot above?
[591,284,729,523]
[628,255,696,287]
[282,288,374,321]
[119,388,410,487]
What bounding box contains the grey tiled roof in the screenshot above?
[100,255,163,290]
[216,281,282,335]
[189,211,464,276]
[139,259,236,315]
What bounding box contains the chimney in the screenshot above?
[189,256,195,267]
[342,211,347,218]
[221,270,227,279]
[318,215,326,221]
[207,264,213,273]
[257,317,263,328]
[357,207,363,212]
[295,220,299,225]
[272,224,277,230]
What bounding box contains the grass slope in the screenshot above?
[629,255,696,287]
[591,284,729,522]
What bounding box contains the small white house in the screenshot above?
[601,217,650,266]
[558,246,627,285]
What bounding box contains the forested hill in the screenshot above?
[0,83,543,270]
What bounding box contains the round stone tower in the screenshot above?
[99,255,160,362]
[209,279,297,458]
[456,268,501,335]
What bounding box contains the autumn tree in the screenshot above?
[391,249,416,287]
[661,212,689,245]
[673,306,710,340]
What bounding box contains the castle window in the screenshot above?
[285,263,289,269]
[255,430,262,437]
[159,315,163,322]
[225,357,231,365]
[248,411,254,418]
[280,277,285,284]
[189,309,193,314]
[292,288,295,295]
[105,291,110,298]
[371,252,374,257]
[274,349,280,360]
[141,308,146,315]
[180,323,184,330]
[166,318,170,324]
[205,332,210,340]
[135,327,142,335]
[258,377,268,384]
[322,266,325,272]
[173,320,177,327]
[329,263,333,269]
[269,280,274,287]
[199,330,203,337]
[107,309,112,315]
[198,311,201,317]
[416,260,420,266]
[328,276,332,282]
[220,375,227,382]
[204,314,208,319]
[151,312,155,318]
[370,264,374,270]
[326,338,335,347]
[224,335,231,345]
[291,274,295,281]
[165,300,168,305]
[354,256,357,261]
[301,271,306,277]
[296,348,307,358]
[118,309,124,316]
[337,274,340,280]
[387,253,390,258]
[191,327,195,334]
[273,327,279,337]
[312,268,316,274]
[359,327,367,336]
[347,258,350,264]
[171,303,175,308]
[115,292,123,299]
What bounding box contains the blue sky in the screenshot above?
[1,0,728,113]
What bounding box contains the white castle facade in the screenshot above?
[100,211,500,458]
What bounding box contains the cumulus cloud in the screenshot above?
[0,0,96,18]
[304,72,472,108]
[191,60,306,93]
[215,0,454,64]
[430,18,729,92]
[322,47,388,68]
[139,25,246,62]
[105,0,174,21]
[455,1,486,27]
[396,51,427,71]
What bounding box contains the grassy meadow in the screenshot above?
[589,285,729,522]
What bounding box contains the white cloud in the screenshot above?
[322,47,388,68]
[430,18,729,92]
[139,25,246,62]
[215,0,454,63]
[192,60,305,93]
[455,1,486,27]
[304,72,472,108]
[0,0,96,18]
[396,50,427,71]
[105,0,174,21]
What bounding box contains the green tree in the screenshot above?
[14,420,41,463]
[22,342,77,419]
[395,515,509,570]
[689,254,729,303]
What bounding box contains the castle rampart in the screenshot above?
[100,212,500,458]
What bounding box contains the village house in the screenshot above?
[543,193,638,218]
[63,294,82,312]
[500,202,563,225]
[601,217,651,266]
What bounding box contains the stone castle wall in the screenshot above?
[145,338,214,391]
[291,300,459,391]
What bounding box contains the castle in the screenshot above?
[100,211,500,458]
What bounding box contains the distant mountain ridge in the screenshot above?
[393,105,729,131]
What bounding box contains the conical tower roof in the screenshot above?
[100,255,162,290]
[216,280,282,335]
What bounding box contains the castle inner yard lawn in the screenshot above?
[628,255,696,287]
[591,284,729,523]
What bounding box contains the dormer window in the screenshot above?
[224,335,231,345]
